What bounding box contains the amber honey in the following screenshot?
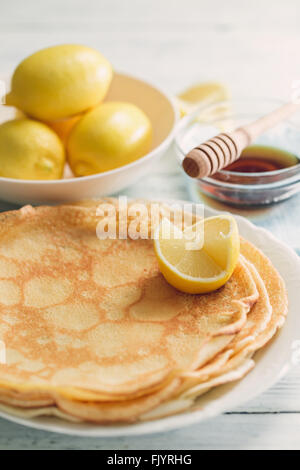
[224,145,299,173]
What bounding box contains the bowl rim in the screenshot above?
[196,174,300,191]
[0,71,179,185]
[175,97,300,189]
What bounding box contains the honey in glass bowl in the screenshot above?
[224,145,299,174]
[175,98,300,206]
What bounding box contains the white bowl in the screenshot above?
[0,73,177,205]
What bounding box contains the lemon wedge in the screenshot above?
[154,215,240,294]
[176,81,230,118]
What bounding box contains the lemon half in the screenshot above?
[154,215,240,294]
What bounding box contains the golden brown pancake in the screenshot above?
[141,237,288,420]
[0,202,257,412]
[0,402,81,422]
[141,358,255,421]
[49,228,287,423]
[179,239,287,390]
[0,200,287,423]
[175,255,272,388]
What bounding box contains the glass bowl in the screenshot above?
[174,99,300,206]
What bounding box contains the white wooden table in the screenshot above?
[0,0,300,450]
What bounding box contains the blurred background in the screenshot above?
[1,0,299,101]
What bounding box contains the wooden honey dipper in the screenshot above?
[182,101,300,178]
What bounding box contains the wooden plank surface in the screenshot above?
[0,0,300,450]
[1,413,300,450]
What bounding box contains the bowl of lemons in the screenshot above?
[0,44,177,205]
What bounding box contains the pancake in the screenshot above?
[0,358,255,424]
[141,358,255,421]
[240,237,288,340]
[0,200,287,423]
[178,238,287,389]
[139,236,288,420]
[0,402,81,422]
[0,202,257,410]
[53,379,182,423]
[47,258,264,423]
[0,388,54,408]
[55,233,288,420]
[175,255,272,388]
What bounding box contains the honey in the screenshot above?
[224,145,299,173]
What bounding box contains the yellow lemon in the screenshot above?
[176,81,230,117]
[67,102,153,176]
[45,114,83,145]
[154,215,240,294]
[6,44,113,121]
[0,119,65,180]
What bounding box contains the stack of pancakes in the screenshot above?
[0,200,287,423]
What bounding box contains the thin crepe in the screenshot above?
[0,202,256,408]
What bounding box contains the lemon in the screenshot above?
[154,215,240,294]
[0,119,65,180]
[45,114,82,145]
[6,44,113,121]
[176,81,229,117]
[67,102,153,176]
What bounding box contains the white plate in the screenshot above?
[0,204,299,436]
[0,72,177,205]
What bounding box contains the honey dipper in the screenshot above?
[182,101,300,178]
